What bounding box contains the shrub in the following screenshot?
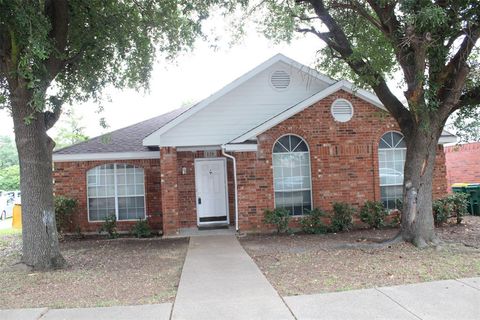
[360,201,387,229]
[263,208,290,233]
[330,202,355,232]
[54,196,78,233]
[433,193,469,226]
[131,219,152,238]
[301,208,328,234]
[99,214,119,239]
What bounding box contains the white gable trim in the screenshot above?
[142,54,336,146]
[230,80,386,143]
[53,151,159,162]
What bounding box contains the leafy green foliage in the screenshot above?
[249,1,480,138]
[0,1,248,111]
[0,165,20,190]
[131,219,152,238]
[300,208,327,234]
[263,208,290,233]
[330,202,355,232]
[99,214,119,239]
[360,201,387,229]
[433,193,469,226]
[53,107,89,150]
[0,136,18,169]
[54,196,78,233]
[450,108,480,142]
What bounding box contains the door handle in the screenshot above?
[198,197,201,205]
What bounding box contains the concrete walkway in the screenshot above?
[171,235,294,319]
[0,303,172,320]
[286,278,480,320]
[1,233,479,319]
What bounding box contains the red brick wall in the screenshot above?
[235,90,448,231]
[445,142,480,191]
[53,158,162,233]
[54,90,449,234]
[160,147,179,235]
[434,145,448,197]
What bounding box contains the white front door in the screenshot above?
[194,158,229,225]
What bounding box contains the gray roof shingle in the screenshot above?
[54,107,188,154]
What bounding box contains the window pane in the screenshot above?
[294,141,308,152]
[379,132,406,209]
[290,136,302,151]
[87,163,145,221]
[135,185,144,195]
[273,135,311,215]
[118,196,145,220]
[135,174,144,184]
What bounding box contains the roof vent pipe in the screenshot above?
[221,146,239,232]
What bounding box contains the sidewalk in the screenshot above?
[171,235,293,319]
[1,234,479,319]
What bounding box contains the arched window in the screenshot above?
[378,132,406,210]
[273,135,312,215]
[87,163,145,221]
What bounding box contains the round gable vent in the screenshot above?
[270,70,291,90]
[331,99,354,122]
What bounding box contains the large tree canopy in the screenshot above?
[0,0,245,270]
[251,0,479,247]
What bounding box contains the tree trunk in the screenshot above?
[11,86,65,270]
[401,127,442,248]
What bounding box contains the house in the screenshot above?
[445,142,480,191]
[52,54,455,235]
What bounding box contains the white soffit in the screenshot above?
[142,54,335,147]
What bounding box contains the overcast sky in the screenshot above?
[0,22,407,140]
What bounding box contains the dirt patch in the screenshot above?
[240,216,480,297]
[0,236,188,309]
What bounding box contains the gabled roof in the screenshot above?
[142,53,336,146]
[54,107,188,155]
[54,54,457,161]
[230,80,385,143]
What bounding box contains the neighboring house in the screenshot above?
[53,54,455,235]
[445,142,480,191]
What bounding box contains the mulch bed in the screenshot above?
[0,236,188,309]
[240,216,480,297]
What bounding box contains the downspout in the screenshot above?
[221,145,239,232]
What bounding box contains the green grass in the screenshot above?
[0,228,21,236]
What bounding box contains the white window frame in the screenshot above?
[87,163,146,222]
[272,134,313,216]
[378,131,406,210]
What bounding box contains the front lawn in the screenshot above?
[0,235,188,309]
[240,216,480,297]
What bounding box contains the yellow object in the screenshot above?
[452,183,469,187]
[12,204,22,229]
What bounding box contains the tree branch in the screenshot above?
[455,86,480,111]
[329,1,384,34]
[44,0,69,81]
[297,0,412,131]
[44,96,63,130]
[437,23,480,118]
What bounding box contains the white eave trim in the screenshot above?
[439,135,457,144]
[230,80,386,143]
[52,151,159,162]
[142,53,336,147]
[224,144,258,152]
[176,145,221,152]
